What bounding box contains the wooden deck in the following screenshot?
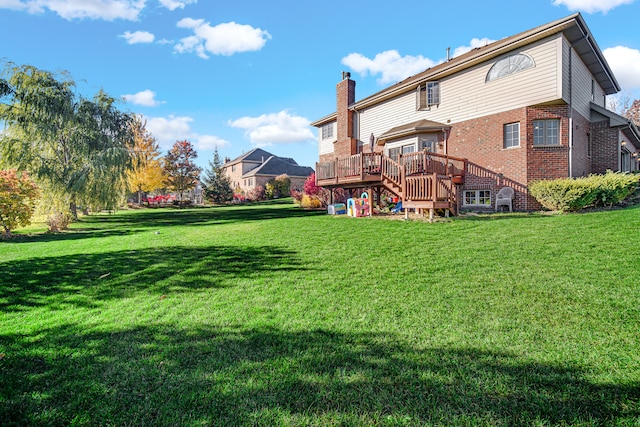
[316,151,466,215]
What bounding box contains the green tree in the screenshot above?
[0,63,134,218]
[265,173,291,199]
[201,148,233,204]
[126,115,165,204]
[0,169,39,236]
[163,140,202,202]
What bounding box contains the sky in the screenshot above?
[1,0,640,172]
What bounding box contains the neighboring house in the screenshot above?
[223,148,315,194]
[312,13,640,214]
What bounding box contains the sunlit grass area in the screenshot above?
[1,201,639,426]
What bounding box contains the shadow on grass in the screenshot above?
[1,324,638,426]
[8,202,326,243]
[0,244,303,310]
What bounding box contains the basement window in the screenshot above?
[463,190,491,207]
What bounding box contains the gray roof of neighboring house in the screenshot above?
[244,156,314,178]
[226,148,275,166]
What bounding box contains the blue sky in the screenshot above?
[1,0,639,172]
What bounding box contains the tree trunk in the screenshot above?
[69,199,78,220]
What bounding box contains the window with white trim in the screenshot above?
[504,122,520,148]
[321,122,334,140]
[389,147,401,162]
[486,54,535,82]
[419,135,438,152]
[463,190,492,207]
[416,82,440,110]
[533,119,560,146]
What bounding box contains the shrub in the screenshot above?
[290,188,303,204]
[303,173,321,196]
[46,212,72,232]
[300,194,323,209]
[529,172,640,212]
[245,185,265,202]
[265,174,291,199]
[0,169,39,236]
[590,171,639,207]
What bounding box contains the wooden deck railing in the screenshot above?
[401,151,466,177]
[316,151,463,213]
[404,174,454,202]
[317,151,466,182]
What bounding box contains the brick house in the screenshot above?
[223,148,314,195]
[312,13,640,214]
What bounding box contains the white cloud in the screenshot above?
[0,0,27,10]
[120,30,155,44]
[603,45,640,92]
[0,0,147,20]
[228,111,315,147]
[342,38,497,85]
[452,37,496,58]
[342,50,437,85]
[145,115,229,152]
[196,134,230,150]
[145,115,194,149]
[123,89,163,107]
[175,18,271,58]
[552,0,635,14]
[158,0,195,10]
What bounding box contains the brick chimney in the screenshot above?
[336,71,357,157]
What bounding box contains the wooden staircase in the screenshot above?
[316,151,466,217]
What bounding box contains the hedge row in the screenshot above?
[529,171,640,212]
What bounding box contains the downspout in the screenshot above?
[568,44,573,178]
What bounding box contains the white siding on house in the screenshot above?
[319,121,336,155]
[359,35,563,142]
[570,43,605,119]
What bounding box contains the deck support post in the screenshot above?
[429,208,434,222]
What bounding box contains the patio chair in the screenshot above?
[495,187,514,212]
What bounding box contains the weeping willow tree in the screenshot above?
[0,62,133,218]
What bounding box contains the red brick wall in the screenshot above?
[591,120,619,174]
[448,107,529,210]
[335,76,356,158]
[525,105,570,182]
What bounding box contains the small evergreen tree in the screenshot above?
[202,148,233,204]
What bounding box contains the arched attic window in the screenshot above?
[486,53,535,82]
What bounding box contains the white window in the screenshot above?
[504,123,520,148]
[388,147,401,162]
[321,123,334,140]
[416,82,440,110]
[533,119,560,146]
[402,144,415,155]
[486,54,535,82]
[419,135,438,152]
[464,190,492,207]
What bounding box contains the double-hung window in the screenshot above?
[321,123,334,140]
[503,122,520,149]
[416,82,440,110]
[533,119,560,146]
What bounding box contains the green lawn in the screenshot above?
[1,201,639,426]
